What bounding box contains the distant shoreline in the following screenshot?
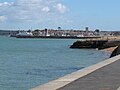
[15,35,101,39]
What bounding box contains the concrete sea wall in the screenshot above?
[30,55,120,90]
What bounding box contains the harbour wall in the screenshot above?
[16,35,101,39]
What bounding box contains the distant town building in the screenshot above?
[94,29,100,36]
[58,27,61,30]
[1,28,120,37]
[44,29,50,36]
[85,27,89,31]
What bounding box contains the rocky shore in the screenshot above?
[70,40,120,49]
[70,39,120,57]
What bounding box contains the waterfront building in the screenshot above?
[16,30,33,36]
[44,29,50,36]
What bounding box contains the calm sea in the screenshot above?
[0,36,110,90]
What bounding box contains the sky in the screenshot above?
[0,0,120,31]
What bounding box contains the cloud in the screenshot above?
[0,0,72,29]
[0,0,67,20]
[56,3,67,13]
[42,7,50,12]
[0,2,14,6]
[0,16,7,22]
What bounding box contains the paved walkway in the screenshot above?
[58,59,120,90]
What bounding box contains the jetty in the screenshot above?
[30,54,120,90]
[70,39,120,50]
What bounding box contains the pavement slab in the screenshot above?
[58,59,120,90]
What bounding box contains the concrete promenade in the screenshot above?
[58,57,120,90]
[31,55,120,90]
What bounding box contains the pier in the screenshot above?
[31,55,120,90]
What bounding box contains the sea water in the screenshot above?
[0,36,110,90]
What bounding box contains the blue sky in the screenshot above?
[0,0,120,31]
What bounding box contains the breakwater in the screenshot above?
[70,40,120,50]
[16,35,101,39]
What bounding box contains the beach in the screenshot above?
[100,46,117,53]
